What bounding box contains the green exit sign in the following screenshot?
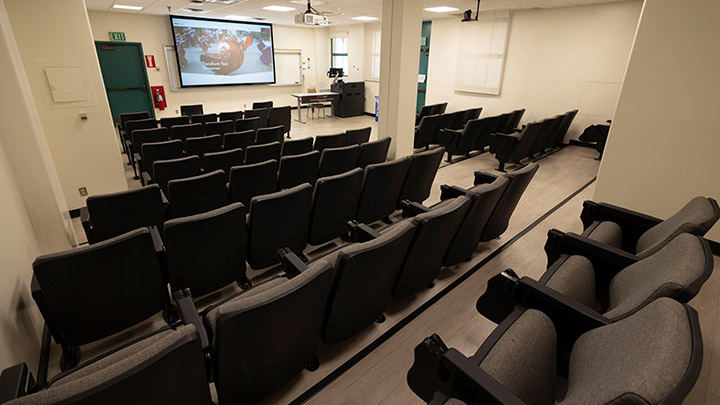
[109,32,126,41]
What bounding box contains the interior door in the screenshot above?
[95,41,155,121]
[416,21,432,113]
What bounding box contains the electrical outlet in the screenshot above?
[78,187,88,196]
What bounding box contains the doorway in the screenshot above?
[95,41,155,121]
[416,21,432,113]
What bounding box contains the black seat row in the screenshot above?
[414,107,485,151]
[440,109,526,163]
[415,102,448,126]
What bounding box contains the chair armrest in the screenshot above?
[159,188,168,205]
[440,185,468,200]
[172,289,209,350]
[488,132,519,154]
[0,363,29,402]
[401,200,431,218]
[474,172,499,186]
[544,229,639,278]
[277,248,307,278]
[133,153,142,165]
[149,226,164,255]
[348,220,381,242]
[580,201,662,245]
[80,207,94,245]
[141,172,152,186]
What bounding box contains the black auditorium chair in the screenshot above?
[228,159,279,207]
[408,298,702,405]
[234,117,262,134]
[321,220,416,343]
[180,104,203,117]
[548,109,578,149]
[309,168,364,245]
[356,157,412,224]
[167,170,228,218]
[494,111,513,134]
[200,257,333,404]
[282,137,314,156]
[0,324,212,404]
[131,127,170,175]
[506,108,526,133]
[185,135,222,160]
[442,118,484,163]
[433,102,448,115]
[31,228,176,369]
[252,101,273,110]
[170,123,204,144]
[244,141,281,165]
[205,120,234,137]
[203,148,245,182]
[317,144,361,178]
[190,113,217,125]
[454,107,482,130]
[278,150,320,190]
[313,133,346,152]
[125,118,158,173]
[244,108,270,128]
[218,110,244,122]
[475,115,501,153]
[530,117,561,158]
[437,111,461,133]
[398,147,445,205]
[489,120,543,171]
[268,106,291,138]
[345,127,371,145]
[139,140,184,186]
[119,111,149,136]
[393,196,471,298]
[152,156,202,195]
[164,203,250,297]
[357,137,391,168]
[81,185,167,244]
[159,115,190,129]
[414,114,441,150]
[416,104,435,126]
[247,184,313,269]
[256,125,285,145]
[223,130,255,150]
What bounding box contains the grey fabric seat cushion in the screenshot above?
[586,221,622,249]
[636,197,718,258]
[544,255,598,311]
[562,298,692,405]
[479,309,557,405]
[606,233,708,320]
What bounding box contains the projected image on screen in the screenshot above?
[170,16,275,87]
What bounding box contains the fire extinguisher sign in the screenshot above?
[145,55,156,68]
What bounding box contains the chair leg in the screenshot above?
[306,356,320,372]
[59,343,80,371]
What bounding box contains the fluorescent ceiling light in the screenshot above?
[226,15,254,20]
[263,5,295,12]
[112,4,144,11]
[352,16,378,21]
[424,6,459,13]
[206,0,237,4]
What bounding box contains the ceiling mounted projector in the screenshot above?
[295,0,330,26]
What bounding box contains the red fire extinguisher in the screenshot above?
[151,86,166,111]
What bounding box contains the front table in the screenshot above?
[290,92,340,124]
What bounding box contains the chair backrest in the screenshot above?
[507,108,526,132]
[167,170,228,218]
[86,185,167,243]
[207,260,334,404]
[170,123,204,143]
[164,203,247,297]
[313,133,347,152]
[494,112,513,134]
[455,118,486,154]
[131,127,169,150]
[120,112,150,131]
[436,112,459,133]
[528,117,558,158]
[223,130,255,150]
[318,144,361,178]
[358,137,391,168]
[245,141,281,165]
[190,113,218,126]
[416,104,435,126]
[414,114,441,149]
[125,118,158,138]
[234,117,262,134]
[228,159,279,206]
[345,127,372,146]
[475,115,502,150]
[218,110,244,122]
[434,102,448,115]
[511,121,544,162]
[268,106,291,134]
[309,168,364,245]
[153,155,202,195]
[244,108,269,127]
[480,162,539,241]
[203,148,245,182]
[247,183,313,269]
[140,139,184,174]
[356,157,412,224]
[552,109,578,147]
[398,146,444,205]
[252,101,273,110]
[282,137,314,157]
[205,120,235,137]
[180,104,203,116]
[278,150,320,190]
[185,135,222,159]
[159,115,190,129]
[32,228,168,347]
[256,125,285,145]
[322,220,416,343]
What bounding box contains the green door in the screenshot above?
[95,41,155,121]
[416,21,432,113]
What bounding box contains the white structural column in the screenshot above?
[378,0,423,159]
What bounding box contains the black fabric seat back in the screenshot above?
[223,130,255,150]
[356,157,412,223]
[180,104,203,116]
[475,115,501,151]
[159,116,190,129]
[132,127,169,151]
[170,123,204,143]
[455,118,485,155]
[167,170,228,218]
[393,197,471,298]
[140,139,183,174]
[244,108,269,128]
[278,150,320,190]
[252,101,273,110]
[416,104,435,126]
[234,117,262,134]
[309,168,364,245]
[398,146,444,205]
[185,135,222,159]
[203,148,245,182]
[551,109,578,147]
[125,118,158,139]
[256,125,285,145]
[433,102,448,115]
[190,113,217,125]
[245,141,281,164]
[205,120,235,137]
[494,112,513,134]
[414,114,441,149]
[218,110,243,122]
[32,228,168,347]
[480,162,539,241]
[164,203,247,297]
[268,106,291,135]
[507,108,526,132]
[322,221,416,343]
[358,137,391,168]
[510,122,543,163]
[86,185,167,243]
[528,118,556,158]
[437,112,459,132]
[120,112,150,132]
[314,133,347,152]
[282,137,314,156]
[228,159,279,206]
[247,184,313,269]
[153,155,202,195]
[318,144,361,178]
[345,127,371,145]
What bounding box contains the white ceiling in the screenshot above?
[85,0,636,26]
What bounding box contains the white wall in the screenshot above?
[593,0,720,241]
[426,1,643,141]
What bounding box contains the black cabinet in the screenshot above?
[331,81,365,118]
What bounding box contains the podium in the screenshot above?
[330,81,365,118]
